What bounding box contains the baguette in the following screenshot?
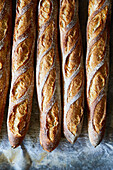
[86,0,111,147]
[0,0,12,131]
[36,0,61,152]
[7,0,37,148]
[59,0,84,143]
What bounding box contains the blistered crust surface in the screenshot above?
[8,0,36,137]
[60,0,75,29]
[37,0,61,148]
[38,0,52,27]
[9,100,28,136]
[86,0,110,135]
[60,0,84,141]
[66,96,83,136]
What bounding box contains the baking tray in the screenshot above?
[0,0,113,169]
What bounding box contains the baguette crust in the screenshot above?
[36,0,61,152]
[59,0,84,143]
[86,0,111,147]
[0,1,12,131]
[7,0,37,148]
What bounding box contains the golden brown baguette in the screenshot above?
[0,0,12,131]
[59,0,84,143]
[7,0,37,148]
[86,0,111,147]
[36,0,61,152]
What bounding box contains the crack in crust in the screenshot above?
[17,0,32,12]
[38,48,54,85]
[60,0,75,29]
[38,0,52,27]
[0,0,12,130]
[9,100,28,136]
[88,64,108,105]
[8,0,36,141]
[42,68,56,112]
[60,0,84,142]
[88,5,108,43]
[13,37,33,70]
[38,22,54,57]
[86,0,111,143]
[64,37,82,79]
[87,31,107,75]
[37,0,61,151]
[88,0,105,17]
[66,95,83,136]
[46,102,59,142]
[93,96,106,133]
[67,70,83,103]
[64,23,80,55]
[12,67,33,100]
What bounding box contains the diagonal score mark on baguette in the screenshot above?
[36,0,61,151]
[86,0,111,146]
[8,0,36,146]
[60,0,84,143]
[0,0,12,130]
[37,3,58,141]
